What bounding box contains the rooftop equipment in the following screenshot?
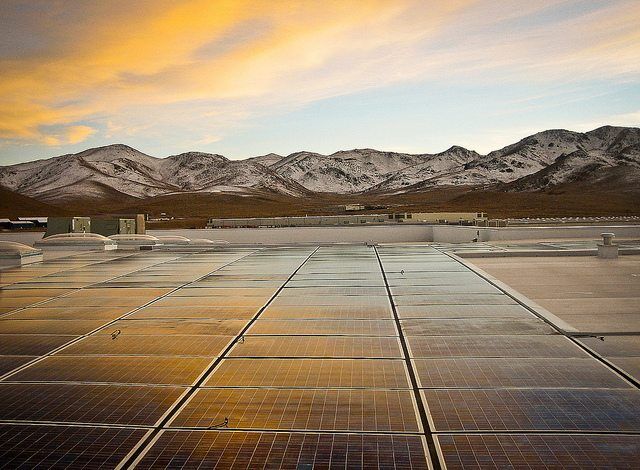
[0,241,43,267]
[34,232,117,251]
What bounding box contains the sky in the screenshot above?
[0,0,639,165]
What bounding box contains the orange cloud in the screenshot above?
[0,0,638,147]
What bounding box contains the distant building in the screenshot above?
[391,212,486,225]
[344,204,365,211]
[45,217,91,237]
[17,217,47,227]
[4,220,35,230]
[207,212,487,228]
[44,216,144,237]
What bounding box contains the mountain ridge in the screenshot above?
[1,125,638,203]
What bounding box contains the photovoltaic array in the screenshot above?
[0,245,638,468]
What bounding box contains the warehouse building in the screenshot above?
[207,212,486,228]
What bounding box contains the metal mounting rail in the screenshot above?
[373,246,442,470]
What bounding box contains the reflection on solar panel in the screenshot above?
[0,355,35,375]
[228,336,403,358]
[401,318,553,335]
[437,434,640,469]
[423,388,640,431]
[0,244,638,468]
[406,335,587,358]
[413,358,630,388]
[59,334,234,356]
[0,424,147,469]
[248,319,397,335]
[0,383,185,425]
[205,358,409,388]
[172,388,420,431]
[10,355,213,385]
[0,334,75,355]
[137,431,430,469]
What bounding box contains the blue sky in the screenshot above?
[0,0,638,164]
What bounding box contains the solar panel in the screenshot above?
[0,424,147,469]
[0,319,108,335]
[137,431,430,469]
[579,335,640,356]
[391,284,500,295]
[261,304,393,319]
[400,318,553,336]
[102,319,248,336]
[607,357,640,381]
[247,319,397,336]
[269,295,390,307]
[170,287,277,297]
[394,294,516,306]
[60,334,234,356]
[396,304,533,319]
[0,383,184,425]
[0,334,75,355]
[406,335,586,358]
[129,305,257,319]
[170,388,420,432]
[205,358,409,388]
[1,244,636,469]
[4,306,132,321]
[413,358,630,388]
[437,434,640,469]
[229,336,403,358]
[279,286,388,296]
[423,388,640,432]
[9,355,213,385]
[151,296,267,307]
[0,355,35,376]
[0,296,50,309]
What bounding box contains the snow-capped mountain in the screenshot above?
[0,126,638,202]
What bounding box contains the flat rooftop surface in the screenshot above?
[0,246,639,468]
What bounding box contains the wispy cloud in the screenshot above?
[0,0,638,156]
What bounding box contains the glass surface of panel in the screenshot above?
[406,335,586,358]
[401,318,553,336]
[579,335,640,357]
[0,355,36,375]
[205,358,409,388]
[0,335,76,355]
[437,434,640,470]
[261,305,393,319]
[423,388,640,432]
[396,304,533,319]
[0,424,147,469]
[413,358,630,388]
[137,431,430,469]
[171,388,420,432]
[229,336,403,358]
[248,319,397,336]
[0,383,185,425]
[0,319,106,335]
[10,356,212,385]
[103,319,248,336]
[61,335,234,356]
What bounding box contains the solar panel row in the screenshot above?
[377,245,640,467]
[0,244,638,468]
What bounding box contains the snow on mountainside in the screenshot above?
[0,126,638,202]
[246,153,283,167]
[368,146,480,192]
[271,149,426,193]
